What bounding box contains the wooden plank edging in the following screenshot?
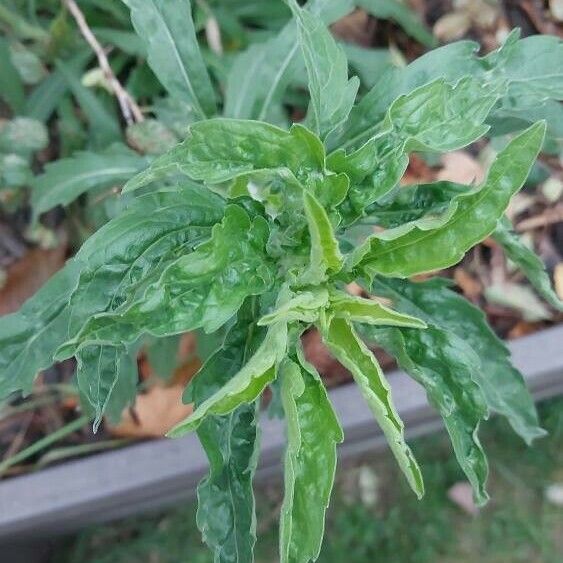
[0,324,562,542]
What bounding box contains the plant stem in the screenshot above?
[0,415,89,475]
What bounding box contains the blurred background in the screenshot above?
[0,0,562,561]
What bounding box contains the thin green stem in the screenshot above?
[0,415,89,475]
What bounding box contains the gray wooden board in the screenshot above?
[0,325,562,542]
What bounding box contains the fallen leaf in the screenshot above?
[448,481,479,515]
[0,240,67,315]
[549,0,563,22]
[485,282,552,322]
[454,267,482,300]
[436,151,484,185]
[544,483,563,506]
[433,12,471,42]
[330,9,373,46]
[109,357,200,438]
[554,263,563,300]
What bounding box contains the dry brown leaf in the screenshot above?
[550,0,563,22]
[330,9,373,46]
[454,267,482,300]
[433,12,471,41]
[448,482,479,515]
[109,357,200,439]
[554,262,563,300]
[436,151,484,185]
[0,242,67,315]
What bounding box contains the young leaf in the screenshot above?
[349,122,545,278]
[279,354,343,563]
[191,305,263,562]
[300,190,343,284]
[122,0,217,119]
[123,120,324,193]
[287,0,360,139]
[258,288,329,326]
[169,320,288,436]
[371,277,545,444]
[494,218,563,311]
[321,317,424,498]
[329,291,426,328]
[56,205,274,355]
[366,326,489,505]
[31,145,147,219]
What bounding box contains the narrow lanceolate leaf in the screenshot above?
[349,122,545,278]
[329,291,426,328]
[0,37,25,113]
[288,0,359,139]
[169,321,288,436]
[122,0,216,119]
[357,0,435,47]
[31,145,147,219]
[366,326,489,505]
[321,317,424,498]
[0,184,223,404]
[56,205,274,356]
[300,191,343,284]
[191,306,263,563]
[124,120,324,192]
[223,0,354,121]
[279,354,343,563]
[494,218,563,311]
[371,277,545,444]
[76,345,137,431]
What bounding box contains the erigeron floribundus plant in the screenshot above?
[1,0,563,561]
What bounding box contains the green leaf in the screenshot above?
[223,0,354,122]
[0,261,82,400]
[328,77,498,215]
[331,31,563,150]
[279,352,343,563]
[363,181,467,228]
[366,326,489,504]
[125,119,178,155]
[56,59,121,148]
[122,0,217,119]
[31,144,147,220]
[349,122,545,278]
[0,184,223,402]
[357,0,436,47]
[169,320,288,436]
[57,205,274,355]
[493,218,563,311]
[300,190,343,284]
[288,0,359,139]
[329,291,427,328]
[321,317,424,498]
[258,288,329,326]
[123,120,324,192]
[0,37,25,113]
[76,345,138,431]
[370,277,545,444]
[191,304,263,562]
[24,52,91,122]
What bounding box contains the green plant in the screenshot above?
[1,1,563,562]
